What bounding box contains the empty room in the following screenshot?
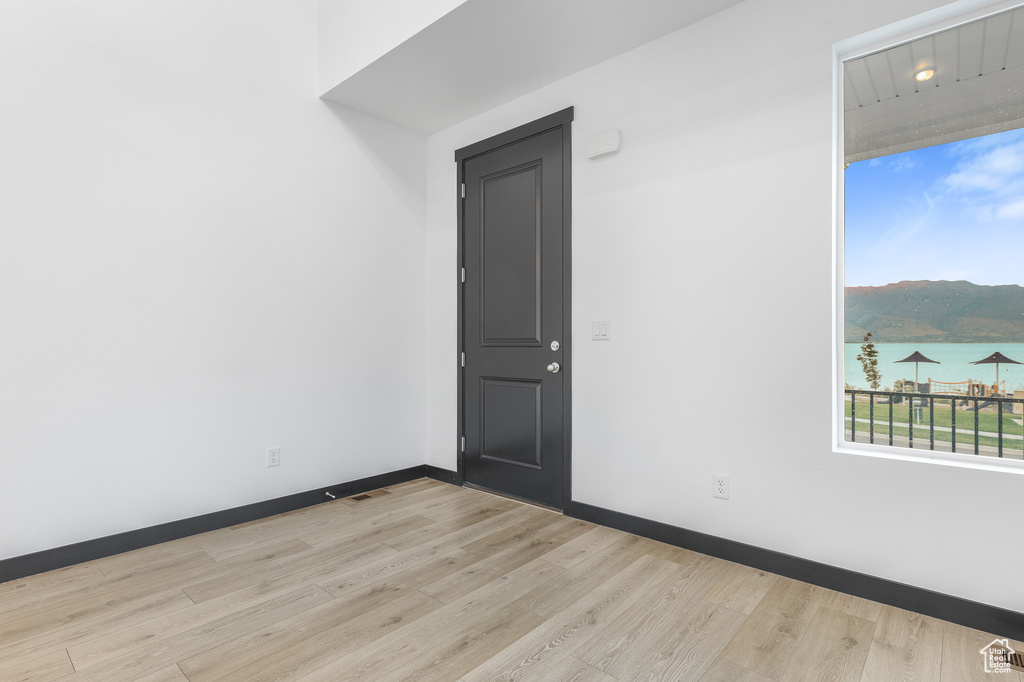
[3,0,1024,680]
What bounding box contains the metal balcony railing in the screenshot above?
[844,389,1024,458]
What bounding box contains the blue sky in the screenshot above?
[845,127,1024,287]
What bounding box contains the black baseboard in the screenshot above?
[425,465,460,485]
[566,500,1024,641]
[0,465,427,584]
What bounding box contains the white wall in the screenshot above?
[318,0,466,94]
[424,0,1024,612]
[0,1,426,560]
[6,0,1022,619]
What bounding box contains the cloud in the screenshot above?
[997,197,1024,219]
[888,156,917,172]
[943,138,1024,196]
[937,132,1024,222]
[872,193,936,254]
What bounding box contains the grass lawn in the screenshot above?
[846,399,1021,433]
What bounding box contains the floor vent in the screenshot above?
[348,489,391,502]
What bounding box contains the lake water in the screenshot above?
[844,343,1024,392]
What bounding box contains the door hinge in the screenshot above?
[461,267,466,283]
[461,352,466,367]
[461,436,466,453]
[461,183,466,199]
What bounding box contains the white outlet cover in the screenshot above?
[713,474,729,499]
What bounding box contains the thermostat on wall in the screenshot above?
[585,129,621,159]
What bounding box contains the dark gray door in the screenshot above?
[457,109,572,510]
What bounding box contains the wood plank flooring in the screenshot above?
[2,478,1021,681]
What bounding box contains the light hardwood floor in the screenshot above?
[2,478,1021,681]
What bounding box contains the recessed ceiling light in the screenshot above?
[915,68,935,82]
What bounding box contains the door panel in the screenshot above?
[459,112,571,510]
[481,378,542,469]
[481,163,542,346]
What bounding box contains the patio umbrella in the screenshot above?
[970,351,1022,392]
[894,351,939,391]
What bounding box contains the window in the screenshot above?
[838,4,1024,466]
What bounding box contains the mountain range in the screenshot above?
[845,280,1024,343]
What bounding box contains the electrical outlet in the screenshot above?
[713,474,729,500]
[267,447,281,467]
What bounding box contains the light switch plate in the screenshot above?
[592,320,611,340]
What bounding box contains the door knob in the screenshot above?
[547,362,560,373]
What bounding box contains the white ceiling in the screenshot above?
[844,5,1024,162]
[320,0,747,135]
